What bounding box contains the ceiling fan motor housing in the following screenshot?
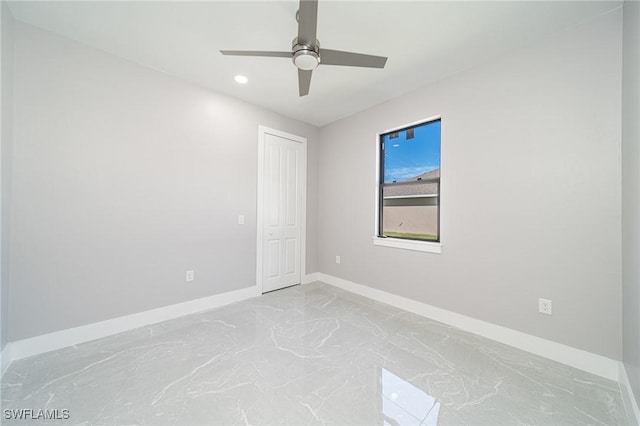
[292,37,320,70]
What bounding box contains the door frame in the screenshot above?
[256,125,307,294]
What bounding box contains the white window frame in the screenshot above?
[373,115,442,254]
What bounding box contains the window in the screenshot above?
[377,118,441,246]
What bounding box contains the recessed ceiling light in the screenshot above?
[234,75,248,84]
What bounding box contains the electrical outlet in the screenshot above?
[186,270,194,282]
[335,255,341,264]
[238,215,244,225]
[539,298,552,315]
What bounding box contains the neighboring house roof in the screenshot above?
[384,168,440,197]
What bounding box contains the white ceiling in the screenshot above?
[7,1,621,126]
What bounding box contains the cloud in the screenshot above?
[385,166,438,181]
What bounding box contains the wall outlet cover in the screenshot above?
[539,298,552,315]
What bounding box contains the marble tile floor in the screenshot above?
[1,282,633,425]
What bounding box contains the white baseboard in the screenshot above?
[302,272,319,284]
[317,273,620,381]
[3,274,623,386]
[1,342,12,378]
[619,362,640,425]
[10,285,260,362]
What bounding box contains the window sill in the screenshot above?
[372,237,442,253]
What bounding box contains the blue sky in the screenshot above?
[383,120,441,183]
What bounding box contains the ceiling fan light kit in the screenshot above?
[292,39,320,71]
[293,50,319,70]
[220,0,387,96]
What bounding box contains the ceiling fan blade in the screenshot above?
[220,50,291,58]
[298,69,312,96]
[320,49,387,68]
[297,0,318,45]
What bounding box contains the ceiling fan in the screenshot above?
[220,0,388,97]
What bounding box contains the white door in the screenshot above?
[259,129,305,293]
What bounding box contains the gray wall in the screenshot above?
[622,0,640,407]
[318,9,623,359]
[9,22,318,341]
[1,1,14,350]
[2,2,630,367]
